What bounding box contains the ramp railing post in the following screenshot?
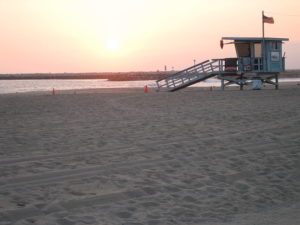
[210,62,214,72]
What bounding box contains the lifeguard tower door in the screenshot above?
[268,41,282,72]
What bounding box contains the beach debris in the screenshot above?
[253,79,262,90]
[17,202,26,207]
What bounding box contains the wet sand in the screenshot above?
[0,85,299,225]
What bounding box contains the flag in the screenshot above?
[263,15,274,24]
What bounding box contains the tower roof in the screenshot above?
[222,37,289,41]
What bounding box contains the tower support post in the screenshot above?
[240,75,244,90]
[221,78,225,90]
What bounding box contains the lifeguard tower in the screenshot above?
[156,36,289,91]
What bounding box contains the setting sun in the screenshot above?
[107,38,120,52]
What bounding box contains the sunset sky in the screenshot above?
[0,0,299,73]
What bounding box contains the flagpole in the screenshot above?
[262,10,265,39]
[262,10,265,71]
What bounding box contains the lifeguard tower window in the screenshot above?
[272,41,278,50]
[254,43,262,57]
[235,43,250,57]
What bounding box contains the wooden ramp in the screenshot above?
[156,60,220,92]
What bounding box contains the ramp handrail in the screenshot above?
[156,60,210,82]
[156,58,232,91]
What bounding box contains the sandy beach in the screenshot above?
[0,84,299,225]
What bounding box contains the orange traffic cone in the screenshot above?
[144,85,149,93]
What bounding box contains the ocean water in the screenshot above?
[0,78,299,94]
[0,78,221,94]
[0,79,153,94]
